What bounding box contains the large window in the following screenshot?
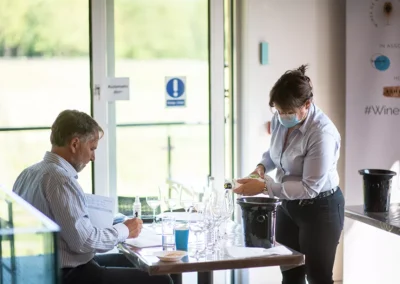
[113,0,209,202]
[0,0,231,213]
[0,0,92,192]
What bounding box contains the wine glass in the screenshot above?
[202,201,216,254]
[146,196,161,227]
[209,193,224,250]
[181,199,193,213]
[160,183,181,212]
[180,186,195,212]
[221,189,234,241]
[188,206,206,259]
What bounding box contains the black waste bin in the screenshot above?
[237,197,281,249]
[359,169,397,212]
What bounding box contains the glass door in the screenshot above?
[90,0,227,217]
[90,0,229,282]
[113,0,210,203]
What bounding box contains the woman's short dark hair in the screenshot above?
[269,64,313,111]
[50,110,104,147]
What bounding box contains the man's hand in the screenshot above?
[123,218,143,239]
[250,164,265,179]
[233,178,264,196]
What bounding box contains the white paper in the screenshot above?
[156,212,203,221]
[85,194,115,228]
[225,245,292,259]
[106,77,130,101]
[124,227,162,248]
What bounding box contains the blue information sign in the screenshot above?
[165,77,186,107]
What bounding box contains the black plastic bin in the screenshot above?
[359,169,397,212]
[237,197,281,249]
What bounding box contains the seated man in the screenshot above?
[13,110,172,284]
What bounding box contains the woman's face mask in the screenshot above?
[276,102,310,128]
[278,113,302,128]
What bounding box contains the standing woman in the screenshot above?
[234,65,344,284]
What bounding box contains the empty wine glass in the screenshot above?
[188,206,206,259]
[180,186,195,212]
[221,189,234,241]
[209,192,225,250]
[202,202,216,254]
[160,183,181,212]
[146,195,161,227]
[165,197,177,212]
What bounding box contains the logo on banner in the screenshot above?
[383,86,400,97]
[369,0,400,28]
[370,53,390,71]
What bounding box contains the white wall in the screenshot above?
[237,0,345,282]
[343,0,400,283]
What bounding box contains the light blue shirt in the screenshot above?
[260,103,341,200]
[13,152,129,268]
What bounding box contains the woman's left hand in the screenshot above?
[233,178,264,196]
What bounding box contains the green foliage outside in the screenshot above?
[0,0,208,59]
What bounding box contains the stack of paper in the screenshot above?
[124,227,162,248]
[225,245,292,258]
[85,194,115,228]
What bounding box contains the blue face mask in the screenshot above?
[278,113,301,128]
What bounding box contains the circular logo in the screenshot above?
[371,54,391,71]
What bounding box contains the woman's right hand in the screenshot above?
[250,164,265,179]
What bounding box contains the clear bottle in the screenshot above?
[224,179,239,190]
[204,176,217,253]
[208,176,215,190]
[133,196,142,218]
[224,174,264,190]
[205,176,217,202]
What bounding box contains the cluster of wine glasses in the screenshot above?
[144,178,235,258]
[188,177,234,258]
[145,182,203,227]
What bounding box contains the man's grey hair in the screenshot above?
[50,110,104,147]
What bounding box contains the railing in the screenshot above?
[1,122,210,218]
[0,121,209,185]
[0,187,60,284]
[115,122,208,182]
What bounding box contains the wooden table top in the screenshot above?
[119,243,305,275]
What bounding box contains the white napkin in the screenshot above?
[156,212,203,221]
[124,227,162,248]
[225,245,293,258]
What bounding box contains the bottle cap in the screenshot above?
[224,182,233,189]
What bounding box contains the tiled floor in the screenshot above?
[245,266,344,284]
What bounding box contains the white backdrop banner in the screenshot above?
[346,0,400,205]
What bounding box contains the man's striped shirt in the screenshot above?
[13,151,129,268]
